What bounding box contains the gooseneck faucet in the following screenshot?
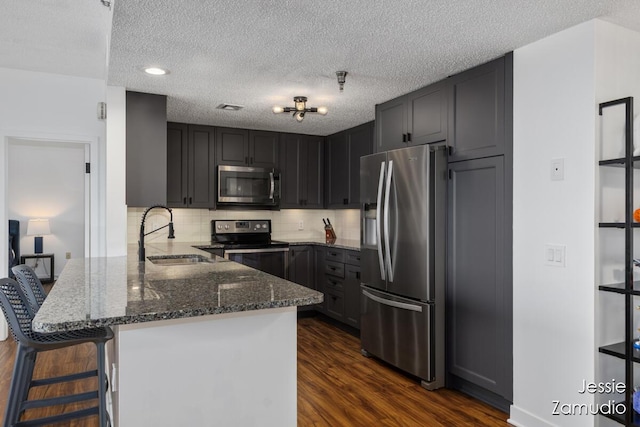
[138,205,175,262]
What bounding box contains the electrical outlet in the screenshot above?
[298,220,304,230]
[550,158,564,181]
[65,252,71,259]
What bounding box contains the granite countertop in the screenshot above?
[284,238,360,251]
[32,242,323,333]
[193,238,360,251]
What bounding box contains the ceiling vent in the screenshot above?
[216,103,244,111]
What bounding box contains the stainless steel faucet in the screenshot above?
[138,205,175,262]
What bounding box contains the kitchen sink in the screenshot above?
[147,254,213,266]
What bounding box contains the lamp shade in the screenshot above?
[27,219,51,236]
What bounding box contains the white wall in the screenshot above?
[106,86,128,256]
[8,140,86,277]
[511,21,597,427]
[0,68,110,339]
[594,20,640,427]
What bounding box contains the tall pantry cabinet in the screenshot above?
[445,54,513,411]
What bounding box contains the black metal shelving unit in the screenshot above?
[598,96,636,426]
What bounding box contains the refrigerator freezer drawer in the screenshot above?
[360,286,434,382]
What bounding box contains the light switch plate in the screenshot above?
[545,244,566,267]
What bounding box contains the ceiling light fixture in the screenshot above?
[336,71,347,92]
[144,67,168,76]
[272,96,327,122]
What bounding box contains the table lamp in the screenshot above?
[27,219,51,254]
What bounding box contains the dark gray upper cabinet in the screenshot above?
[447,156,511,402]
[325,121,373,209]
[249,130,279,168]
[215,127,249,166]
[375,97,406,152]
[280,133,324,208]
[167,123,216,209]
[166,123,188,207]
[375,81,448,152]
[215,127,279,168]
[126,91,167,207]
[448,56,506,162]
[407,81,449,146]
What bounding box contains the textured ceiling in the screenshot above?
[0,0,112,79]
[3,1,640,136]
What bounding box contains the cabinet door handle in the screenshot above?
[343,198,348,205]
[407,132,412,142]
[356,272,361,280]
[183,197,187,205]
[448,146,453,156]
[189,197,193,204]
[402,133,407,143]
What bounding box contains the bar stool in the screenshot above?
[0,278,113,426]
[11,265,46,313]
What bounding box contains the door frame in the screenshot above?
[1,131,102,339]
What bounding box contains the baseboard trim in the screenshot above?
[508,405,558,427]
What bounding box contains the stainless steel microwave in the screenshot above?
[217,165,280,208]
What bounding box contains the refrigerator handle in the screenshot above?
[362,289,423,312]
[376,162,386,281]
[384,160,394,282]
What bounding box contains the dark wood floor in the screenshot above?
[0,315,509,426]
[297,316,509,426]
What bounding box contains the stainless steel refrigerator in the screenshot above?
[360,143,446,390]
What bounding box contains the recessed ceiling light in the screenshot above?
[144,67,168,76]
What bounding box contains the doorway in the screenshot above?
[7,139,90,279]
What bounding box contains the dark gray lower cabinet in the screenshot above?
[288,246,315,312]
[288,246,314,288]
[314,246,326,313]
[321,248,361,330]
[447,156,512,408]
[344,261,361,329]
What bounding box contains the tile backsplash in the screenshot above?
[127,208,361,244]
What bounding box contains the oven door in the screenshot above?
[217,165,280,206]
[224,247,289,279]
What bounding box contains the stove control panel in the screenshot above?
[213,220,271,234]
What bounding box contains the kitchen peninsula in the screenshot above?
[32,242,323,427]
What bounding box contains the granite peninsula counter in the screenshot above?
[33,242,322,333]
[34,242,322,427]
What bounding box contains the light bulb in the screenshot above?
[317,106,328,115]
[272,106,284,114]
[294,111,305,122]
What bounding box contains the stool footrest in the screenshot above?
[15,405,99,427]
[21,390,98,410]
[30,369,98,387]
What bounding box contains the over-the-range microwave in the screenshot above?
[217,165,280,208]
